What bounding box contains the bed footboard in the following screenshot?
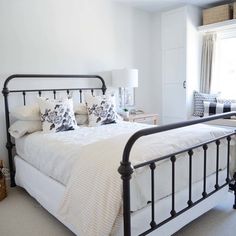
[119,112,236,236]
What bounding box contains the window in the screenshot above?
[211,31,236,98]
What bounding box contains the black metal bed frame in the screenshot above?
[2,74,236,236]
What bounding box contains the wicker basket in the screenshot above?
[0,177,7,201]
[203,4,232,25]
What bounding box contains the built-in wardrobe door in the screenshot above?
[162,7,187,124]
[162,48,187,124]
[161,6,201,124]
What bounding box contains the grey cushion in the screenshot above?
[193,91,218,117]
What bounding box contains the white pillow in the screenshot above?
[85,93,119,127]
[38,97,77,132]
[11,104,40,121]
[9,120,42,139]
[75,114,88,125]
[74,103,88,115]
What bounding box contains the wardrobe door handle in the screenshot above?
[183,81,186,89]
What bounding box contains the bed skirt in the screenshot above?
[15,156,229,236]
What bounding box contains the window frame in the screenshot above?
[211,29,236,98]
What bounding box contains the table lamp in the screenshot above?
[112,68,138,109]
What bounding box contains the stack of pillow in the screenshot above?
[74,103,89,126]
[193,91,236,118]
[9,103,42,139]
[9,93,120,138]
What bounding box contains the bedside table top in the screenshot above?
[124,113,159,125]
[128,113,158,119]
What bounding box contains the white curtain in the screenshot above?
[200,33,217,93]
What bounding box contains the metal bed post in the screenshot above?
[2,85,15,187]
[229,172,236,209]
[118,161,133,236]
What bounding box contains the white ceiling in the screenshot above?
[115,0,226,12]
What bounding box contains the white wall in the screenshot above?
[186,5,202,117]
[150,12,162,120]
[0,0,153,165]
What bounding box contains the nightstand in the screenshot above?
[125,113,158,125]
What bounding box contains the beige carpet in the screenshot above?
[0,187,236,236]
[0,187,74,236]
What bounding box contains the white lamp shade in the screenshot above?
[112,69,138,88]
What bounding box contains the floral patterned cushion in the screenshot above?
[38,97,77,132]
[85,93,119,127]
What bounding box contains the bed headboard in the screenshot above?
[2,74,107,187]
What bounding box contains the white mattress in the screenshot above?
[15,156,229,236]
[15,122,234,212]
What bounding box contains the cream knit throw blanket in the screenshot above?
[59,133,131,236]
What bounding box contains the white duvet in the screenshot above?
[16,122,234,236]
[16,121,151,185]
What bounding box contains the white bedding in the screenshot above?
[57,123,234,236]
[15,121,151,185]
[15,122,235,236]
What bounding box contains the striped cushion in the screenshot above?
[216,98,236,104]
[193,91,218,117]
[203,101,236,117]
